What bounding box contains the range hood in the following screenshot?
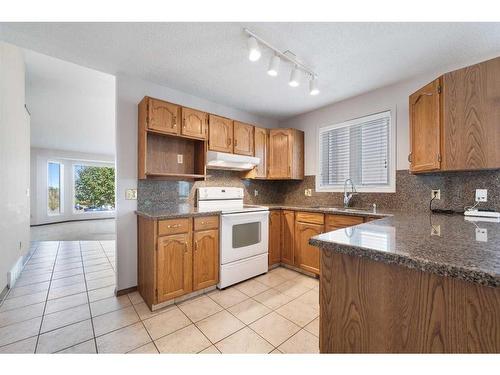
[206,151,260,171]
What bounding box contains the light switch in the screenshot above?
[304,189,312,197]
[475,227,487,242]
[125,189,137,200]
[177,154,183,164]
[475,189,487,202]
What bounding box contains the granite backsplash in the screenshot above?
[138,169,500,213]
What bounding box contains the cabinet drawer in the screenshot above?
[158,218,191,236]
[326,214,364,229]
[296,212,324,225]
[194,216,219,231]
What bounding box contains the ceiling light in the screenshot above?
[247,36,261,62]
[267,55,280,76]
[289,66,300,87]
[309,77,320,95]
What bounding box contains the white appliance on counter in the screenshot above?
[197,187,269,288]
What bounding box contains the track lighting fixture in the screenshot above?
[247,36,261,62]
[243,28,319,96]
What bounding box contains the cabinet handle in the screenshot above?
[408,153,412,163]
[194,242,198,252]
[184,242,188,253]
[227,138,232,146]
[167,224,181,229]
[173,116,177,127]
[234,139,238,147]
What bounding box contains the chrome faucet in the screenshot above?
[343,178,357,208]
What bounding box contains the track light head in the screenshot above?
[247,36,261,62]
[309,77,320,95]
[289,66,300,87]
[267,55,280,77]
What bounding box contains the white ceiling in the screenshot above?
[3,23,500,121]
[24,50,116,156]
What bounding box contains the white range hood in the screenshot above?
[206,151,260,171]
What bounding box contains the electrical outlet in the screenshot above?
[254,190,258,197]
[304,189,312,197]
[431,189,441,200]
[475,227,487,242]
[431,224,441,236]
[177,154,183,164]
[475,189,487,202]
[125,189,137,200]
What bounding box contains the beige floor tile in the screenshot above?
[134,301,173,321]
[155,324,211,353]
[199,345,220,354]
[93,305,139,336]
[0,317,41,347]
[253,288,294,310]
[278,329,319,353]
[53,261,83,272]
[86,276,115,291]
[52,267,83,280]
[295,289,319,310]
[254,272,287,288]
[50,274,85,289]
[85,269,115,281]
[88,285,116,302]
[48,282,86,300]
[276,299,318,327]
[0,291,47,312]
[270,267,300,280]
[0,336,37,353]
[294,274,319,289]
[127,291,145,305]
[90,295,131,317]
[41,304,91,333]
[275,279,310,298]
[249,312,300,347]
[45,292,88,314]
[304,317,319,337]
[36,319,94,353]
[0,302,45,328]
[215,327,273,354]
[128,342,159,354]
[96,322,151,354]
[228,298,271,325]
[84,263,112,274]
[207,287,248,308]
[15,273,52,287]
[233,279,270,297]
[196,310,245,343]
[178,295,223,322]
[270,348,283,354]
[58,339,97,354]
[143,305,191,340]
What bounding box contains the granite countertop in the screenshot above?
[136,203,222,219]
[310,212,500,287]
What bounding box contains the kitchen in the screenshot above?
[0,11,499,370]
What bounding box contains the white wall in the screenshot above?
[0,42,30,290]
[30,147,115,225]
[115,74,279,291]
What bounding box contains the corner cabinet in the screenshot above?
[268,128,304,180]
[409,56,500,173]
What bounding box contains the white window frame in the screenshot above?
[47,160,64,216]
[315,110,396,193]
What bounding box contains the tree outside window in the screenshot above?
[74,165,115,213]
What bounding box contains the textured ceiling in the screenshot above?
[25,50,116,156]
[3,22,500,120]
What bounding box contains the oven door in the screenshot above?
[220,211,269,265]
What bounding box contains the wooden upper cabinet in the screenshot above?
[209,115,233,153]
[268,210,281,266]
[233,121,254,156]
[295,221,323,275]
[156,233,192,303]
[193,229,219,291]
[181,107,208,139]
[441,57,500,171]
[409,78,442,173]
[281,210,295,266]
[147,97,181,135]
[268,128,304,180]
[245,126,268,179]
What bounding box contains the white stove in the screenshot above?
[197,187,269,288]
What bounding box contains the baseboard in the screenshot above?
[115,286,137,296]
[7,256,24,289]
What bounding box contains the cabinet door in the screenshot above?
[233,121,254,156]
[295,222,323,275]
[268,129,292,179]
[209,115,233,153]
[182,107,208,139]
[157,233,192,303]
[148,98,180,135]
[253,127,268,178]
[193,229,219,291]
[269,210,281,266]
[281,210,295,266]
[409,78,442,173]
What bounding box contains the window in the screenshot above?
[73,164,115,213]
[317,111,394,192]
[47,162,62,215]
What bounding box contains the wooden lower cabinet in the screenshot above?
[281,210,295,266]
[268,210,281,266]
[157,233,192,303]
[295,221,323,275]
[193,229,219,290]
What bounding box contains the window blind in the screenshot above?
[319,111,390,189]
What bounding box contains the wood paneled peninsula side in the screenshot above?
[309,212,500,353]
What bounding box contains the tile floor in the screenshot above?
[0,241,319,354]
